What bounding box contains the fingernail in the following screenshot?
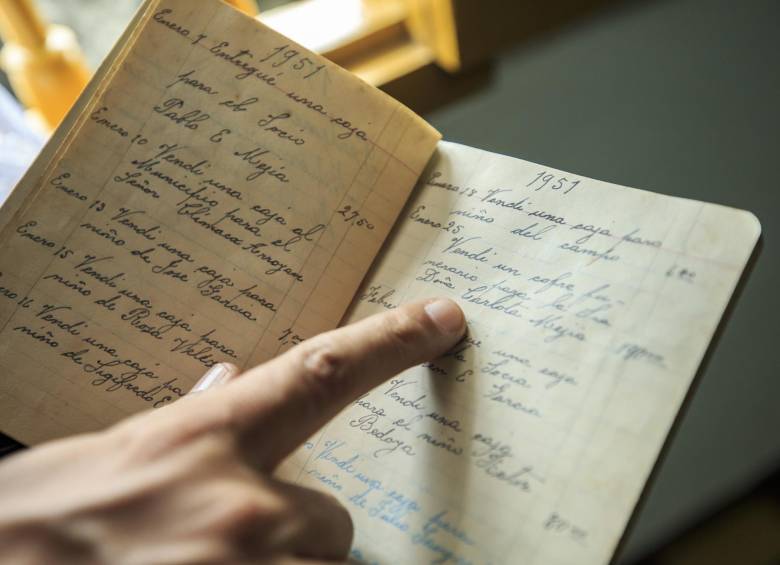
[190,363,235,393]
[424,298,465,334]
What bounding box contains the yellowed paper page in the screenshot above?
[278,142,760,565]
[0,0,440,445]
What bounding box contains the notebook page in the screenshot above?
[0,0,439,445]
[277,141,760,564]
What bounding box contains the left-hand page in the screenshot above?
[0,0,440,445]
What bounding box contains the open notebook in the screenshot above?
[0,1,760,563]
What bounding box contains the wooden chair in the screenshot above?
[0,0,260,128]
[0,0,612,129]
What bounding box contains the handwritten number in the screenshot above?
[527,171,580,195]
[544,512,588,545]
[337,205,375,230]
[272,48,299,68]
[303,64,325,79]
[89,200,106,213]
[259,45,325,79]
[278,327,304,346]
[666,264,696,283]
[53,245,73,260]
[294,56,312,71]
[526,171,544,187]
[258,44,286,63]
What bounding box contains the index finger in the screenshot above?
[221,298,465,468]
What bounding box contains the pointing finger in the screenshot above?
[223,298,465,468]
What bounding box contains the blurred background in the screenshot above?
[0,0,777,563]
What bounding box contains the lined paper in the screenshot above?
[278,142,760,565]
[0,1,760,561]
[0,0,439,445]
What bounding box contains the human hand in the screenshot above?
[0,298,465,565]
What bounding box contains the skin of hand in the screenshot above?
[0,298,465,565]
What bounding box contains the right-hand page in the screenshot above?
[280,141,761,564]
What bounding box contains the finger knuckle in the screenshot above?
[111,421,179,465]
[294,337,350,405]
